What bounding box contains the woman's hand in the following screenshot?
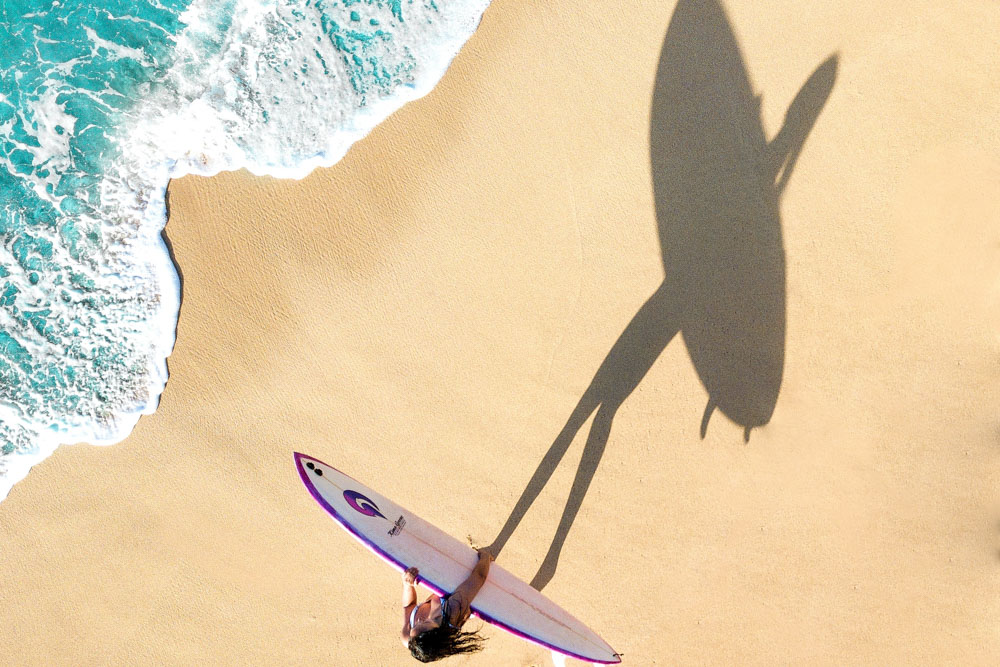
[403,566,419,585]
[476,548,493,563]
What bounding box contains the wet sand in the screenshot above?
[2,0,999,664]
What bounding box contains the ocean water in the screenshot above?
[0,0,488,500]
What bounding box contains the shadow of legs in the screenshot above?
[486,392,600,557]
[489,284,681,586]
[530,401,617,591]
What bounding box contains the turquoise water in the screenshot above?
[0,0,488,498]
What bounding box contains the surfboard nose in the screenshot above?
[294,452,325,488]
[294,451,320,469]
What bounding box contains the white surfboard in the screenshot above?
[294,452,621,664]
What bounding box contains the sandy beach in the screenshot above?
[3,0,999,664]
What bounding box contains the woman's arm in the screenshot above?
[447,549,493,626]
[400,567,418,644]
[402,566,418,607]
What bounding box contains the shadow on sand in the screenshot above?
[488,0,838,590]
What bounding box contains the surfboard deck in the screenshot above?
[294,452,621,664]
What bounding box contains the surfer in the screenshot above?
[401,548,493,661]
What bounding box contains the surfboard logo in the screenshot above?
[343,490,386,519]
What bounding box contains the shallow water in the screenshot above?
[0,0,488,500]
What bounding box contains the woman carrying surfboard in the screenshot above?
[401,548,493,661]
[295,454,619,663]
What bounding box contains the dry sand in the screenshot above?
[3,0,999,664]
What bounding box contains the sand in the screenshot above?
[3,0,999,664]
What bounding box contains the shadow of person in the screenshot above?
[488,0,838,590]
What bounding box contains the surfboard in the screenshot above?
[294,452,621,664]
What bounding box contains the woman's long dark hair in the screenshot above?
[408,624,485,662]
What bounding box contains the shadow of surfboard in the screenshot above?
[489,0,838,590]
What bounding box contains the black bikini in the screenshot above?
[439,596,457,628]
[410,595,457,631]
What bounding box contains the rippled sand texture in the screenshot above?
[2,0,998,664]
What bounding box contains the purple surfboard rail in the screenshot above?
[293,452,621,664]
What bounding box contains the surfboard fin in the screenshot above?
[700,398,716,439]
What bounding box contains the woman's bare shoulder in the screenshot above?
[444,592,472,627]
